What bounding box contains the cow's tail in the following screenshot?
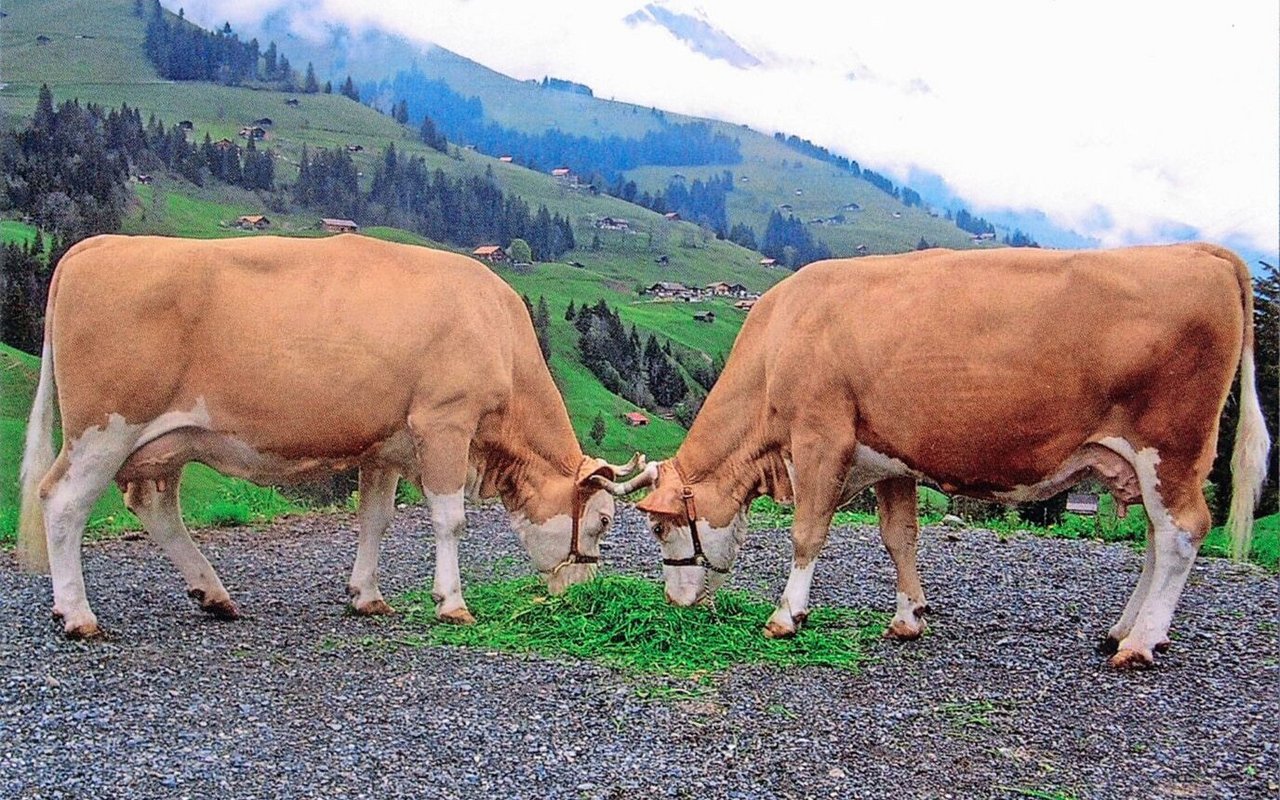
[1224,249,1271,561]
[17,305,57,574]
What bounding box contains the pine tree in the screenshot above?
[589,412,606,446]
[564,299,576,322]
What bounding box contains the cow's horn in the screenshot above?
[592,460,660,496]
[605,452,645,477]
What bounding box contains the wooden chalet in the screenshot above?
[320,218,359,233]
[472,245,507,263]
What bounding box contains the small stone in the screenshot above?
[828,767,846,779]
[44,675,60,688]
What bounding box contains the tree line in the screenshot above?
[761,211,833,269]
[295,143,575,261]
[365,69,741,184]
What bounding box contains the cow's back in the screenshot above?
[755,244,1245,488]
[48,235,523,453]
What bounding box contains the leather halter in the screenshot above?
[662,463,729,574]
[554,480,599,572]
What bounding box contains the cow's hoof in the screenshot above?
[437,607,476,625]
[64,619,105,641]
[1097,635,1121,656]
[189,588,240,621]
[763,620,795,639]
[202,598,241,621]
[353,598,395,616]
[883,618,925,641]
[1108,648,1154,670]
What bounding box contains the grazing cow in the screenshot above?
[599,244,1269,668]
[18,234,641,639]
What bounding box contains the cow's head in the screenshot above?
[594,460,747,606]
[515,452,645,595]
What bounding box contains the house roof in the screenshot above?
[238,215,268,224]
[624,412,649,424]
[472,245,504,256]
[648,281,687,292]
[321,218,358,228]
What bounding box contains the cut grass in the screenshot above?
[400,574,886,677]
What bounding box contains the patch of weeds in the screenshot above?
[398,574,886,677]
[937,698,1016,730]
[203,500,251,527]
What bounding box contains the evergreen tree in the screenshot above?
[589,412,606,446]
[564,300,576,321]
[303,62,319,93]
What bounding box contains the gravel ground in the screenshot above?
[2,503,1277,800]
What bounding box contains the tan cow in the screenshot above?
[18,234,641,639]
[599,244,1270,668]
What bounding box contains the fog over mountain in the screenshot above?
[178,0,1279,267]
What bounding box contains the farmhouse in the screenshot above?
[472,245,507,263]
[320,218,359,233]
[706,281,732,296]
[178,120,194,131]
[759,258,777,267]
[663,212,680,221]
[237,215,270,230]
[346,144,364,153]
[623,412,649,427]
[284,98,300,106]
[596,217,630,231]
[643,281,688,299]
[734,299,757,311]
[693,311,716,323]
[135,174,153,185]
[239,126,266,140]
[551,167,572,179]
[213,138,235,150]
[254,117,273,127]
[499,155,514,163]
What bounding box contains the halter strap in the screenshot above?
[661,462,729,574]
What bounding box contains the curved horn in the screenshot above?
[591,459,660,496]
[604,451,645,478]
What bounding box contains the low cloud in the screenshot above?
[179,0,1279,256]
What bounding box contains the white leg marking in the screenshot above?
[426,489,469,619]
[348,469,398,613]
[1108,532,1156,643]
[1098,438,1199,663]
[46,415,143,635]
[767,560,815,634]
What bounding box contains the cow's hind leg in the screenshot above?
[347,467,399,615]
[876,477,929,640]
[1100,522,1156,654]
[764,423,857,639]
[43,427,139,638]
[125,477,239,620]
[1106,446,1211,669]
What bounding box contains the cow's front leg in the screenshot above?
[427,488,473,624]
[876,477,928,640]
[347,467,399,615]
[410,414,478,625]
[764,424,856,639]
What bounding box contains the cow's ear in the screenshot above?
[575,457,615,487]
[635,483,685,518]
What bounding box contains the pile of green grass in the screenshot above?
[401,574,886,676]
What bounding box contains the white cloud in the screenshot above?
[179,0,1279,255]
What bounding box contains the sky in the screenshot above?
[179,0,1279,260]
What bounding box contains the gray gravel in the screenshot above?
[1,503,1277,799]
